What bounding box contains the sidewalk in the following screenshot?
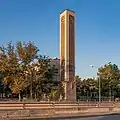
[8,112,120,120]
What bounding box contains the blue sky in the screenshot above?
[0,0,120,78]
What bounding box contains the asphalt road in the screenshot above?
[57,115,120,120]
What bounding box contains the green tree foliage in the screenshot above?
[30,55,56,100]
[0,42,22,94]
[59,60,65,100]
[0,41,56,101]
[16,41,39,65]
[76,63,120,101]
[76,76,98,100]
[97,63,120,98]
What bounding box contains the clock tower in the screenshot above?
[60,9,76,101]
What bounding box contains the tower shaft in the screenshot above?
[60,10,76,101]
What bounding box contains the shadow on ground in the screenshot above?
[56,115,120,120]
[98,115,120,120]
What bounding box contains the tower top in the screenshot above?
[60,9,75,14]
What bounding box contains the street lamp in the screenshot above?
[107,62,112,101]
[90,65,101,102]
[90,62,111,102]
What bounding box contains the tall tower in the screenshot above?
[60,9,76,101]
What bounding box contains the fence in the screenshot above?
[0,101,120,119]
[0,101,119,110]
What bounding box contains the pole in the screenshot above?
[109,81,111,101]
[108,62,111,101]
[98,77,101,102]
[90,65,101,102]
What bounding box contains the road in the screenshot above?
[57,115,120,120]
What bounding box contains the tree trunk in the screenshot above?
[35,92,37,101]
[19,93,21,101]
[30,73,33,100]
[30,84,32,99]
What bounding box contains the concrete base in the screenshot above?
[64,81,76,102]
[1,108,120,120]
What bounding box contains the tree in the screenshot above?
[85,78,98,99]
[0,73,4,98]
[0,41,39,100]
[76,75,82,100]
[49,89,58,101]
[76,75,98,100]
[16,41,39,65]
[0,41,62,101]
[0,42,22,98]
[28,55,56,100]
[59,60,65,100]
[16,41,39,99]
[97,63,120,99]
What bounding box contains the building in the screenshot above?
[34,58,60,82]
[60,9,76,101]
[50,58,60,82]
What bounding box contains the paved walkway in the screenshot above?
[57,115,120,120]
[7,112,120,120]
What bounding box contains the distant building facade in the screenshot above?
[35,58,60,82]
[49,58,60,82]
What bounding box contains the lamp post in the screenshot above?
[90,62,111,102]
[90,65,101,102]
[98,77,101,103]
[107,62,112,101]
